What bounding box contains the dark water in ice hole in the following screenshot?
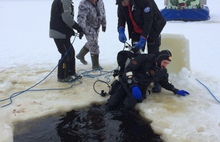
[13,104,163,142]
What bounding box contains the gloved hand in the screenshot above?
[102,25,106,32]
[79,31,84,39]
[72,30,75,36]
[134,36,147,49]
[118,27,127,43]
[72,23,83,32]
[131,85,142,100]
[72,23,84,39]
[176,90,190,96]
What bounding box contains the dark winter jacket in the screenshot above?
[124,53,178,94]
[117,0,166,40]
[49,0,78,39]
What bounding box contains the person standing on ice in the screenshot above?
[116,0,166,93]
[49,0,84,82]
[76,0,106,70]
[107,50,189,110]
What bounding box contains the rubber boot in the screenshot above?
[152,81,161,93]
[91,54,103,70]
[76,46,89,65]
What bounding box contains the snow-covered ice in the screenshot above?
[0,0,220,142]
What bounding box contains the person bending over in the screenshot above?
[107,50,189,110]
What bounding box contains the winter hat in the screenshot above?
[156,50,172,64]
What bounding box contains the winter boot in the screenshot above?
[152,81,161,93]
[91,54,103,70]
[58,76,77,83]
[76,46,89,65]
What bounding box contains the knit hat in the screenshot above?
[156,50,172,65]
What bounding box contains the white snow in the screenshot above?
[0,0,220,142]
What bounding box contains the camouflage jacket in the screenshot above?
[77,0,106,35]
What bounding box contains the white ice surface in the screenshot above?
[1,0,220,142]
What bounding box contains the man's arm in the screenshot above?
[61,0,77,28]
[117,5,126,28]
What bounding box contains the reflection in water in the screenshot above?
[14,104,162,142]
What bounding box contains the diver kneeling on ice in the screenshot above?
[106,50,190,110]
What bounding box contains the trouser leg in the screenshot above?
[68,44,76,76]
[147,35,161,54]
[57,59,69,79]
[54,39,74,79]
[147,35,162,92]
[85,29,103,69]
[107,84,126,109]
